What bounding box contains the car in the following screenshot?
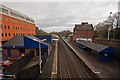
[0,59,14,67]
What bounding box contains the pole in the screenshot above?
[39,43,42,74]
[48,45,49,55]
[87,30,88,41]
[107,27,110,40]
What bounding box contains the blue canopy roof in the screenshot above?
[2,36,49,49]
[76,40,117,53]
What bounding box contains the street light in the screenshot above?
[104,12,113,40]
[39,43,42,74]
[104,23,112,40]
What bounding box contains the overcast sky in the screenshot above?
[1,0,119,32]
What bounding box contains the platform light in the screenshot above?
[104,53,108,56]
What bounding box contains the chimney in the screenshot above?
[82,22,88,25]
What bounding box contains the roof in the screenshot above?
[35,35,52,43]
[0,4,34,23]
[76,40,117,53]
[3,36,24,47]
[75,24,93,31]
[52,35,59,40]
[2,36,50,48]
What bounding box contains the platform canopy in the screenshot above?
[2,36,50,49]
[76,40,117,53]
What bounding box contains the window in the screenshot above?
[5,33,7,36]
[16,27,17,30]
[19,48,25,53]
[4,25,6,29]
[1,25,3,28]
[80,34,82,38]
[21,33,22,35]
[4,17,5,21]
[12,19,14,22]
[16,33,17,35]
[7,18,9,21]
[0,16,2,20]
[2,33,4,36]
[20,21,21,24]
[18,21,19,24]
[9,33,10,36]
[15,20,16,23]
[8,26,10,29]
[13,33,15,36]
[13,26,14,30]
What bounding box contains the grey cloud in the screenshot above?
[2,2,118,32]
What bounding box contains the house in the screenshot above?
[73,22,93,42]
[2,36,51,60]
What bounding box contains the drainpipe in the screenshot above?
[87,30,88,41]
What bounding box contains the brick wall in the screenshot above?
[3,48,37,60]
[92,39,120,50]
[76,30,93,38]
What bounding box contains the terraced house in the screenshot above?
[0,4,36,42]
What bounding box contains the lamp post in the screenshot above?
[105,23,112,40]
[39,43,42,74]
[105,12,113,40]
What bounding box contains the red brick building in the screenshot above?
[73,22,93,42]
[2,36,51,60]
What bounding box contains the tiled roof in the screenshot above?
[75,24,93,31]
[2,36,50,47]
[3,36,24,47]
[76,40,117,53]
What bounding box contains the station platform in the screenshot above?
[51,40,58,78]
[41,41,56,78]
[64,39,120,78]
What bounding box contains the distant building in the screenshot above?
[68,34,73,42]
[0,4,36,42]
[73,22,93,42]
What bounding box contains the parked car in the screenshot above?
[0,59,14,67]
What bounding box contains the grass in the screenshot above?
[94,37,120,41]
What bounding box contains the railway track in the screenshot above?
[57,38,99,79]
